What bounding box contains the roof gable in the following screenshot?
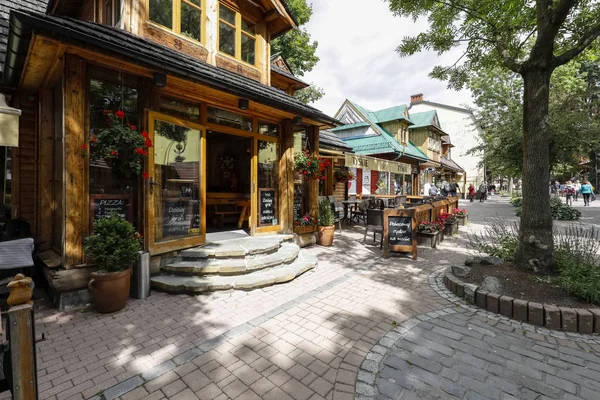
[371,105,411,124]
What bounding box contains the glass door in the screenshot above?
[147,111,205,254]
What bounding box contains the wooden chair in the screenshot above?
[363,208,384,249]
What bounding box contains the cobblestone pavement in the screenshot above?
[31,196,600,400]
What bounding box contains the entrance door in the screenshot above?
[147,111,206,254]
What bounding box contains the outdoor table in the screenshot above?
[341,200,359,223]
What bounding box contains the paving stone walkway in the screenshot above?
[30,196,600,400]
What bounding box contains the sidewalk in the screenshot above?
[31,197,600,400]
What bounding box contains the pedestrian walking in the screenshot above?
[468,184,476,202]
[574,180,581,201]
[478,182,487,203]
[449,182,460,197]
[441,180,450,196]
[581,180,593,206]
[565,181,575,206]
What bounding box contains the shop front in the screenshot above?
[344,154,415,196]
[2,10,337,305]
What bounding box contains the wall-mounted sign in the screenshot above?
[89,194,133,232]
[258,188,277,226]
[345,154,411,175]
[384,208,417,259]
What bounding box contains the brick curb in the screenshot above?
[354,268,600,400]
[443,267,600,335]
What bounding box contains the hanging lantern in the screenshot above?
[0,94,21,147]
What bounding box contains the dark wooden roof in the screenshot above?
[0,0,48,73]
[3,10,339,126]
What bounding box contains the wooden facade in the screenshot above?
[2,0,335,305]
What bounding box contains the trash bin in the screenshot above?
[131,251,151,299]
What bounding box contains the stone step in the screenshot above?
[164,243,300,276]
[180,234,294,260]
[151,252,317,293]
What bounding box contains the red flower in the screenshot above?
[145,138,153,148]
[143,172,149,180]
[130,125,137,131]
[307,161,311,166]
[81,144,89,150]
[91,134,98,143]
[135,147,148,156]
[141,131,150,139]
[115,110,125,119]
[111,150,119,156]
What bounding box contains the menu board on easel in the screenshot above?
[384,208,417,259]
[258,188,277,227]
[89,194,134,232]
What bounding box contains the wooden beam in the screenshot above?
[308,125,319,218]
[21,36,61,91]
[63,54,86,268]
[38,89,54,251]
[279,119,294,233]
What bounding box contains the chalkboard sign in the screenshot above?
[293,196,304,221]
[384,208,417,259]
[259,188,277,227]
[163,200,193,238]
[89,194,133,232]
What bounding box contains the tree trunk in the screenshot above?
[515,68,554,273]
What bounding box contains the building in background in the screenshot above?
[408,93,484,194]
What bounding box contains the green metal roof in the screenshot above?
[372,105,413,124]
[342,134,428,161]
[408,110,437,129]
[330,121,370,131]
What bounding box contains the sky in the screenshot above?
[301,0,475,117]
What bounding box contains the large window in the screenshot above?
[218,3,256,65]
[149,0,203,43]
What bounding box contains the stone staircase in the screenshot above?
[151,235,317,293]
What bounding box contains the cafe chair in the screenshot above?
[328,196,344,233]
[351,200,367,224]
[364,208,384,249]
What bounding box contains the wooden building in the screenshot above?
[0,0,337,307]
[329,100,428,196]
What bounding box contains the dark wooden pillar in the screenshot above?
[279,119,294,233]
[308,125,319,218]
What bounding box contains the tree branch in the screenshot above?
[495,38,523,73]
[554,24,600,66]
[430,0,498,30]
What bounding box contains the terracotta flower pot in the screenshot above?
[318,225,335,246]
[89,268,132,313]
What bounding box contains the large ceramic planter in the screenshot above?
[443,221,458,236]
[417,231,439,248]
[457,215,468,226]
[89,268,132,313]
[318,225,335,246]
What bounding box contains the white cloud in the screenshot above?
[302,0,474,116]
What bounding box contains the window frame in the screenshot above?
[103,0,123,28]
[147,0,206,46]
[218,2,257,66]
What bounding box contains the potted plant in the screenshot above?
[294,213,317,234]
[438,212,458,235]
[454,208,468,226]
[84,213,142,313]
[318,198,335,246]
[334,169,355,183]
[294,150,330,180]
[88,109,153,178]
[416,221,443,248]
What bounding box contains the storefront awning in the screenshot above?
[345,154,411,175]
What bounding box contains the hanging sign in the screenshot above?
[384,208,417,259]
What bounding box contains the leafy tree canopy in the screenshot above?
[272,0,324,104]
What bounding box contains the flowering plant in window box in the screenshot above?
[454,208,468,225]
[89,109,153,178]
[294,213,316,234]
[334,169,355,183]
[294,150,330,180]
[417,220,443,233]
